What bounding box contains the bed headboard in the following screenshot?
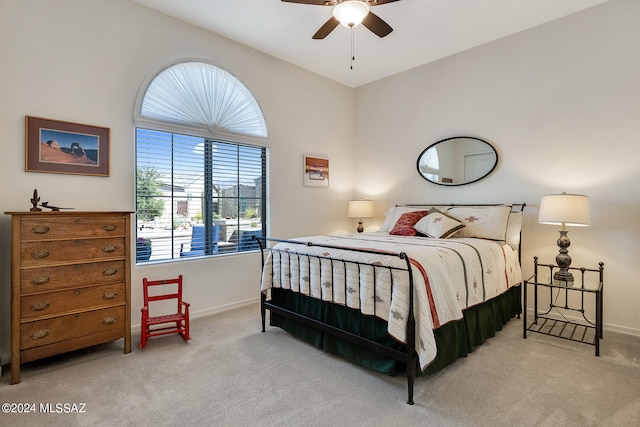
[396,203,526,212]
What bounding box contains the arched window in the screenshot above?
[135,61,268,263]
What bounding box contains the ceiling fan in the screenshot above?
[282,0,399,40]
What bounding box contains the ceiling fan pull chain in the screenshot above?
[351,26,355,70]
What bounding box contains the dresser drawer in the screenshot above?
[21,284,125,319]
[20,306,125,350]
[20,237,125,267]
[21,260,125,293]
[20,216,126,241]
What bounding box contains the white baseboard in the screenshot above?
[602,322,640,338]
[130,297,260,334]
[191,297,260,319]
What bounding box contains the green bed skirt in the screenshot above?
[268,284,521,375]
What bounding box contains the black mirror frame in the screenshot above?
[416,136,498,186]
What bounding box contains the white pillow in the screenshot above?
[505,212,523,250]
[379,206,398,232]
[379,206,432,233]
[413,211,465,238]
[447,206,512,241]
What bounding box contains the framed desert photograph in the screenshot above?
[303,155,329,187]
[25,116,110,176]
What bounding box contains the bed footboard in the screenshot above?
[255,237,418,405]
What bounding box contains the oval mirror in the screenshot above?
[416,136,498,186]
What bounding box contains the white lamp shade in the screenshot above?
[348,200,374,218]
[333,1,370,28]
[538,193,590,227]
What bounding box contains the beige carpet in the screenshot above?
[1,303,639,426]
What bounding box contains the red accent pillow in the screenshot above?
[389,211,429,236]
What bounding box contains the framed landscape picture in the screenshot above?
[303,155,329,187]
[25,116,110,176]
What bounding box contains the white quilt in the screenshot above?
[260,232,522,371]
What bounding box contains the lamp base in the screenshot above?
[553,270,574,287]
[554,229,573,287]
[357,221,364,233]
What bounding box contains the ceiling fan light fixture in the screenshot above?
[333,1,370,28]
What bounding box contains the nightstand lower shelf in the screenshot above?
[526,317,598,348]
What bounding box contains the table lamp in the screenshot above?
[348,200,374,233]
[538,192,590,285]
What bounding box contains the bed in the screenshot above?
[256,203,525,404]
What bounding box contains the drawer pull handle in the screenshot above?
[74,289,81,295]
[31,276,51,285]
[31,302,50,311]
[103,268,118,276]
[31,329,49,340]
[31,225,50,234]
[103,224,118,231]
[102,316,118,325]
[31,249,50,259]
[75,219,81,224]
[103,291,118,299]
[102,245,116,253]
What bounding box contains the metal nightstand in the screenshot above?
[523,256,604,355]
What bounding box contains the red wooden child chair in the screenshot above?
[140,275,191,349]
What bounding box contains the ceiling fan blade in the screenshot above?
[281,0,333,5]
[361,11,393,38]
[368,0,400,5]
[313,17,340,39]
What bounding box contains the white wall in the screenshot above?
[0,0,355,362]
[354,0,640,335]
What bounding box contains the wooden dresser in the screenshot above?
[6,211,132,384]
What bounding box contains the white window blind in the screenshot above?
[135,61,267,264]
[140,61,267,138]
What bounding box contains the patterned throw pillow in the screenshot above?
[413,210,465,238]
[447,205,512,241]
[389,210,429,236]
[379,206,433,232]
